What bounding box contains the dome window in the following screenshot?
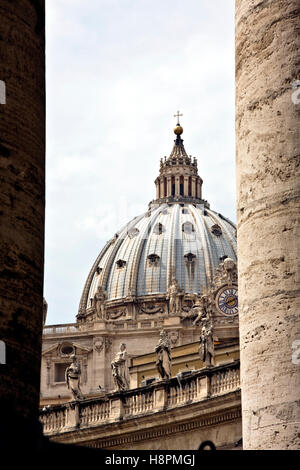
[128,227,139,238]
[211,224,222,236]
[147,254,160,267]
[182,222,195,233]
[153,222,164,235]
[96,267,102,275]
[184,252,196,264]
[116,259,126,269]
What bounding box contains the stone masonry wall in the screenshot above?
[235,0,300,449]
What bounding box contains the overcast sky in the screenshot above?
[45,0,235,325]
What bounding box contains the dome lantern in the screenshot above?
[153,112,204,207]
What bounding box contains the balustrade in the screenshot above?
[40,361,240,435]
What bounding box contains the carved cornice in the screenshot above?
[87,407,242,449]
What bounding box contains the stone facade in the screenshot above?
[236,0,300,450]
[41,259,239,405]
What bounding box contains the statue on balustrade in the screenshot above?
[65,354,85,400]
[94,285,107,320]
[111,343,129,391]
[167,277,183,314]
[199,323,214,367]
[155,330,172,380]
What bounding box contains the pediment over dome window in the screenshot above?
[184,252,196,263]
[147,253,160,267]
[182,222,195,233]
[116,259,126,269]
[42,342,92,357]
[153,222,164,235]
[211,224,222,236]
[128,227,139,238]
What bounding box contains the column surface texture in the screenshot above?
[0,0,45,423]
[236,0,300,449]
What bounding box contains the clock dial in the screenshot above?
[216,286,238,316]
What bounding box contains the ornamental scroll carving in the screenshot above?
[138,303,165,315]
[107,309,127,320]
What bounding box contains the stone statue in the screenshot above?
[198,324,214,367]
[111,343,129,391]
[167,277,183,314]
[155,330,172,380]
[65,354,85,400]
[94,285,107,320]
[192,294,210,326]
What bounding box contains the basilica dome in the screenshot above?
[78,121,237,317]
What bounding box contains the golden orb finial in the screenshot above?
[174,124,183,135]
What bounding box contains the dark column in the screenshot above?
[0,0,45,448]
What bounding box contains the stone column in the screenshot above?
[184,176,189,197]
[236,0,300,450]
[156,180,160,199]
[160,178,164,199]
[175,176,180,196]
[197,178,202,199]
[0,0,45,446]
[167,176,172,197]
[191,177,196,197]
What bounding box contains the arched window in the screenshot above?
[180,175,184,196]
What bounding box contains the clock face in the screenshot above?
[216,286,238,316]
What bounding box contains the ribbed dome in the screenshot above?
[79,203,237,312]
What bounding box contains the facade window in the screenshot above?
[180,175,184,196]
[60,344,74,356]
[54,363,70,383]
[116,259,126,269]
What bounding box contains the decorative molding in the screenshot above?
[138,303,165,315]
[104,337,112,352]
[86,408,242,449]
[108,309,127,320]
[93,337,104,354]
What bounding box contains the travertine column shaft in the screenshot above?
[160,178,164,199]
[167,176,172,197]
[0,0,45,424]
[236,0,300,450]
